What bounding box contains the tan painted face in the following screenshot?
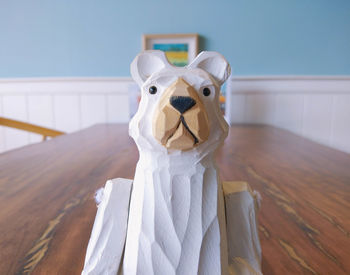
[153,78,210,151]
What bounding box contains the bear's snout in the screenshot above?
[153,78,210,151]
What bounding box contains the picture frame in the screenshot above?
[142,33,199,67]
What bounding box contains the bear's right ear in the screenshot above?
[131,50,170,86]
[188,51,231,86]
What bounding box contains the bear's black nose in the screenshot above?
[170,96,196,114]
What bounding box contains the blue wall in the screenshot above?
[0,0,349,77]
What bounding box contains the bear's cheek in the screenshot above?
[152,105,180,145]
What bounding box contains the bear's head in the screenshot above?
[130,50,230,156]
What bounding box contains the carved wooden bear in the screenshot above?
[82,51,262,275]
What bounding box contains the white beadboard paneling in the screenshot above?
[2,95,29,151]
[1,76,349,154]
[275,94,304,135]
[107,94,130,123]
[29,134,42,144]
[54,95,81,133]
[81,95,107,128]
[0,133,3,153]
[0,78,133,153]
[228,94,246,124]
[303,94,333,145]
[227,76,350,153]
[2,128,28,152]
[28,95,54,143]
[332,95,350,153]
[3,95,28,119]
[28,95,54,126]
[244,94,276,124]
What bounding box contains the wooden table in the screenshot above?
[0,124,349,275]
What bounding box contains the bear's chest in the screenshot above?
[121,163,227,275]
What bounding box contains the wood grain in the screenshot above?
[0,124,349,274]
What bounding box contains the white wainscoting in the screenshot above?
[226,76,350,153]
[2,76,350,154]
[0,77,134,153]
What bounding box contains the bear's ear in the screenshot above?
[188,51,231,86]
[131,50,170,86]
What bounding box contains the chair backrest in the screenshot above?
[0,117,65,141]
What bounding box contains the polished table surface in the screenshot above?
[0,124,349,275]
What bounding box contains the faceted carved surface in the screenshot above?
[82,50,262,275]
[82,178,132,275]
[183,107,209,143]
[124,50,232,275]
[223,181,262,275]
[153,104,179,145]
[153,78,209,151]
[166,122,194,150]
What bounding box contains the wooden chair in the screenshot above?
[0,117,65,141]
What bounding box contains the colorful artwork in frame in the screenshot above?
[153,43,188,66]
[142,34,198,67]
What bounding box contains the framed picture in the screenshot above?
[142,34,199,67]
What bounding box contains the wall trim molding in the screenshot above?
[0,77,133,83]
[231,75,350,81]
[1,75,349,82]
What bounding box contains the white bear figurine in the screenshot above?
[82,51,262,275]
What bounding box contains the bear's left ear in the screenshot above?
[188,51,231,86]
[131,50,170,86]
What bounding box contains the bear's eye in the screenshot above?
[149,86,157,95]
[203,87,211,96]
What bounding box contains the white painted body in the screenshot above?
[123,152,227,275]
[122,50,230,275]
[82,179,262,275]
[82,178,132,275]
[82,51,262,275]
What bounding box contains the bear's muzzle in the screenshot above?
[153,78,210,151]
